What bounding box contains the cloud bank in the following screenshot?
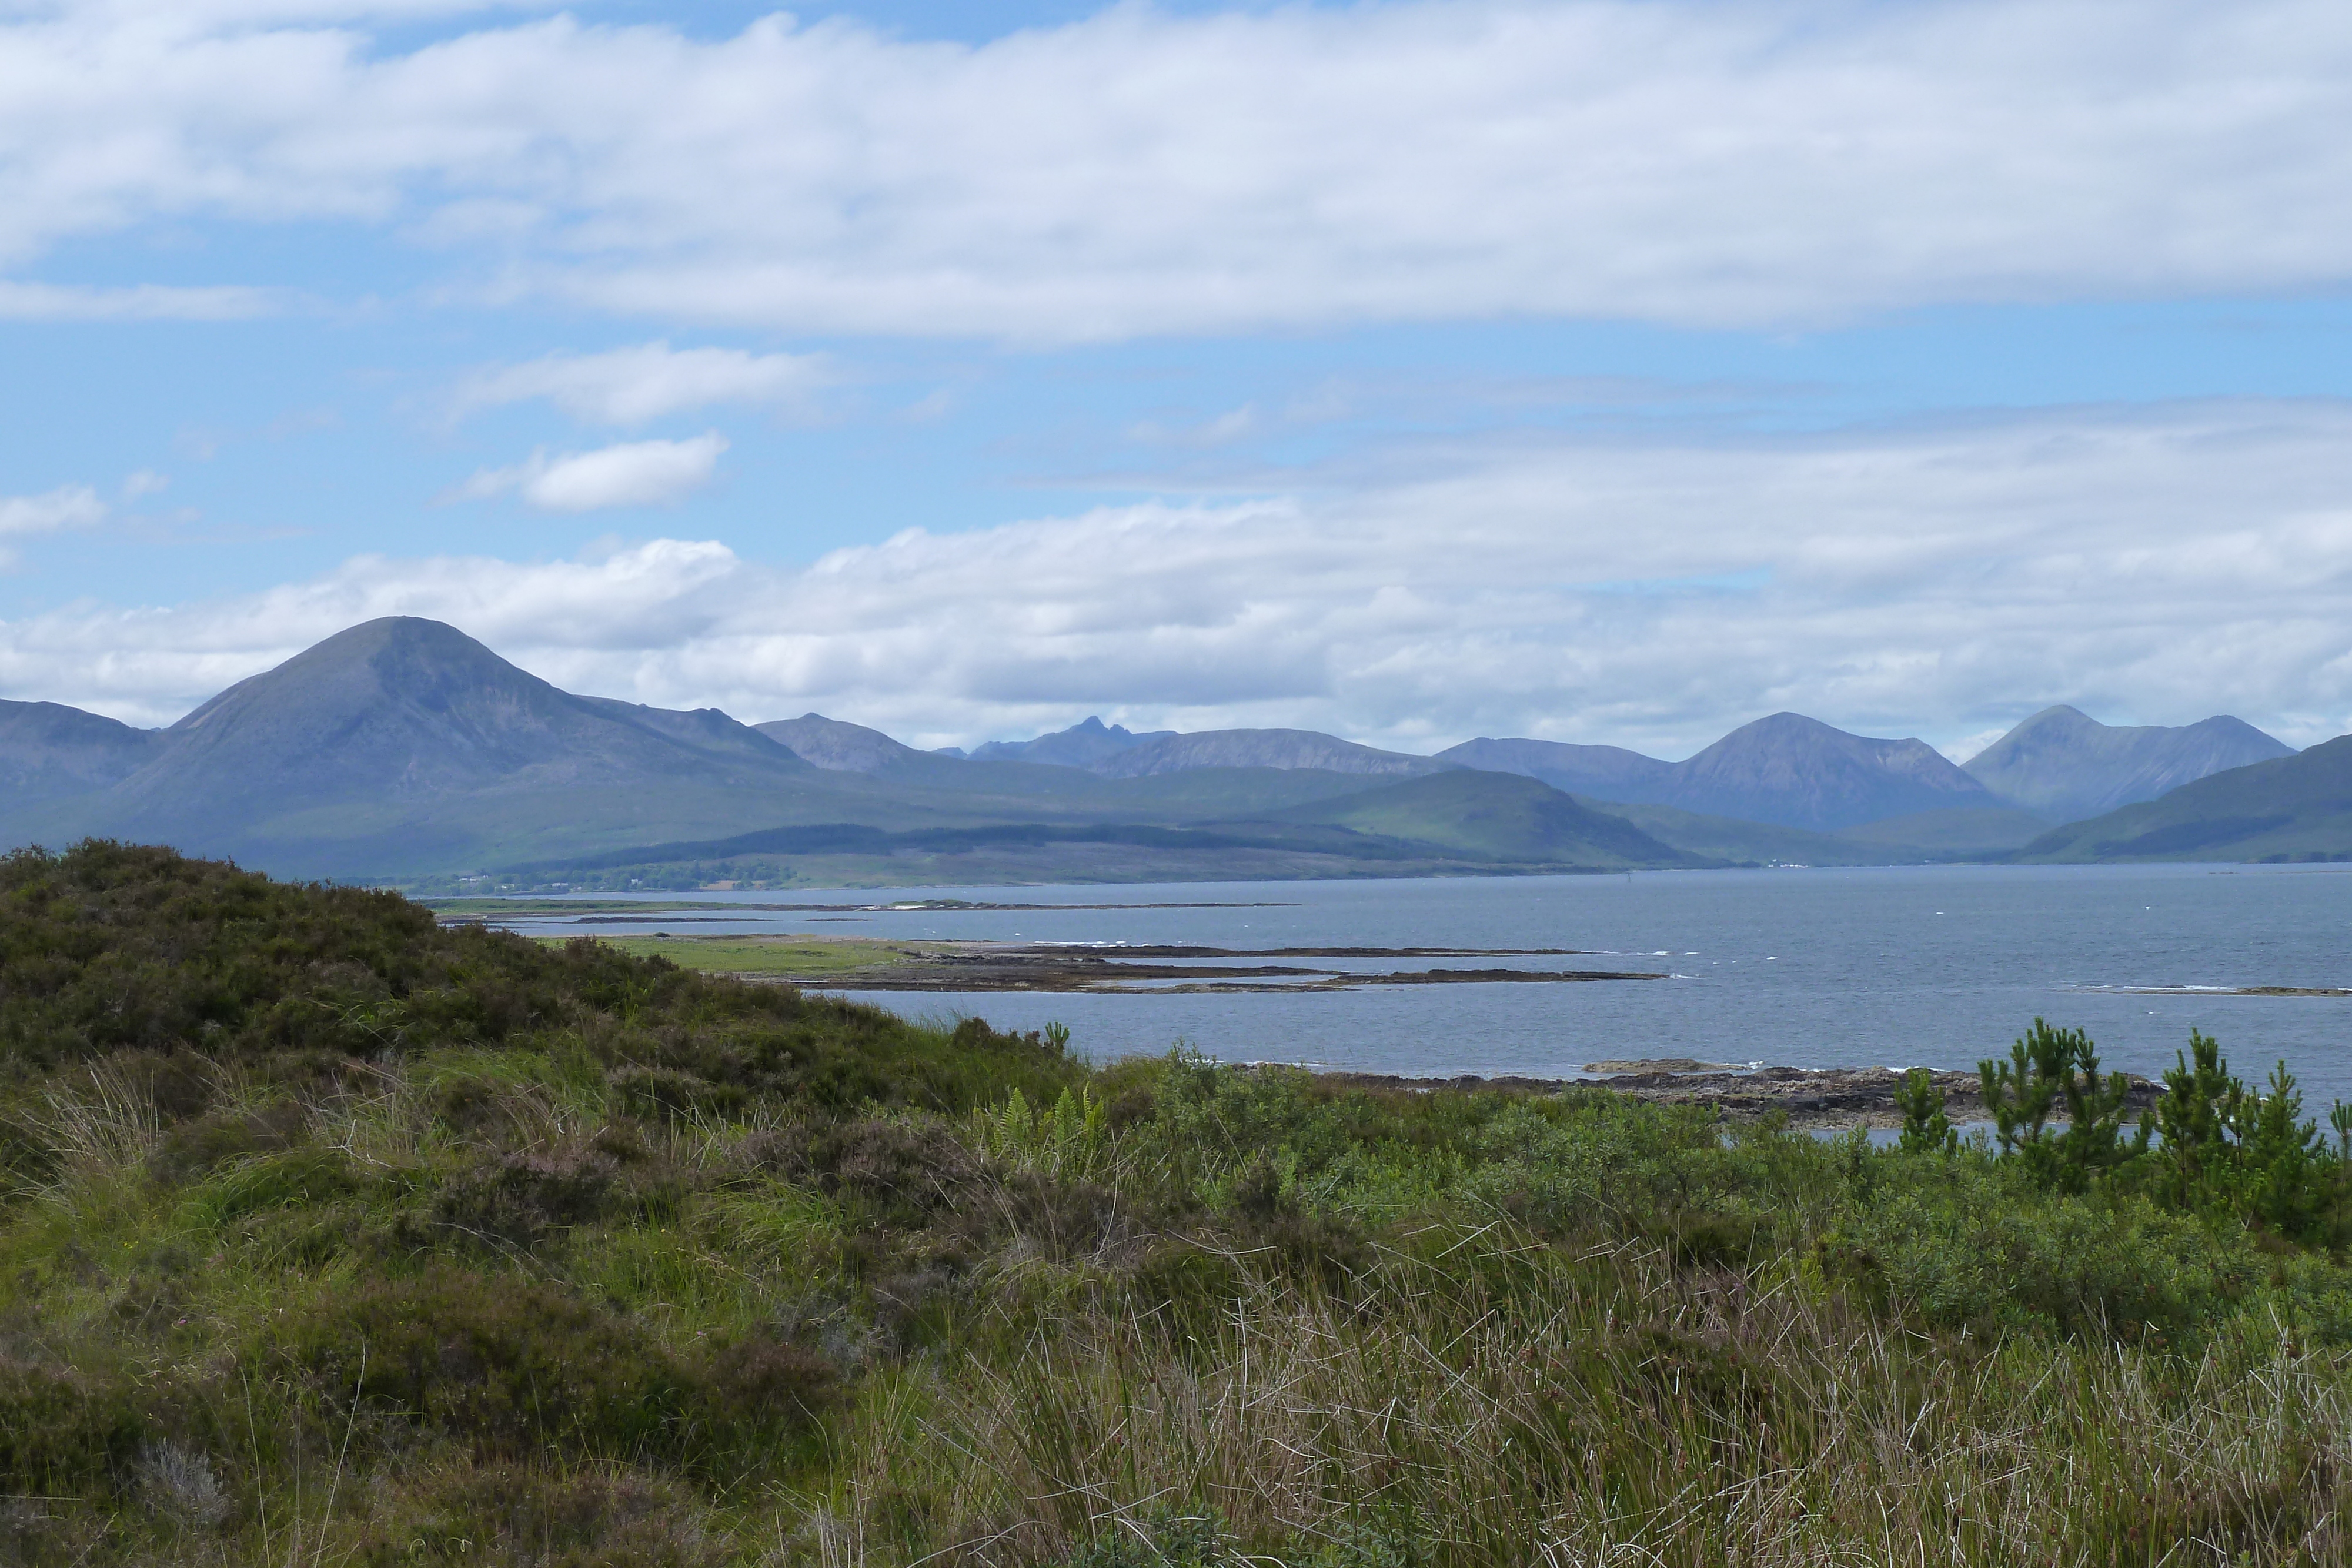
[4,1,2352,337]
[11,402,2351,755]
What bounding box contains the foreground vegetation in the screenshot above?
[7,843,2352,1565]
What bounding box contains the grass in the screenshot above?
[6,841,2352,1565]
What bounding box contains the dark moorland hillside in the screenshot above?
[7,842,2352,1563]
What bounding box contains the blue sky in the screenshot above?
[5,0,2352,757]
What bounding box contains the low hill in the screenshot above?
[1963,705,2293,820]
[0,699,159,804]
[2014,735,2352,862]
[1267,769,1705,867]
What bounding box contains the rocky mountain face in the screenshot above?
[1962,705,2294,821]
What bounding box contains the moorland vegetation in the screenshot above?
[5,842,2352,1564]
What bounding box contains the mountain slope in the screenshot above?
[1436,737,1676,800]
[0,700,159,805]
[1662,713,1999,831]
[2014,735,2352,862]
[1962,705,2294,820]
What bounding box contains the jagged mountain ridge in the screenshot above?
[1961,705,2294,821]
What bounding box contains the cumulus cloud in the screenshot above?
[450,433,727,511]
[450,341,829,426]
[10,402,2352,752]
[3,1,2352,337]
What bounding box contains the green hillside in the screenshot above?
[2016,734,2352,862]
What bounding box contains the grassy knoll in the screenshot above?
[6,842,2352,1564]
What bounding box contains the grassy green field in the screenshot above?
[7,842,2352,1565]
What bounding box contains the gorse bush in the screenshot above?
[5,842,2352,1565]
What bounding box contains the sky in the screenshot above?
[4,0,2351,760]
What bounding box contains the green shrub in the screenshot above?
[0,1355,148,1497]
[291,1269,702,1459]
[355,1463,724,1568]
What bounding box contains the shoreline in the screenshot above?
[1317,1060,2165,1131]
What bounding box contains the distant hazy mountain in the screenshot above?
[1435,737,1676,799]
[1452,713,2000,831]
[970,716,1174,767]
[756,713,930,774]
[0,700,159,805]
[102,617,810,815]
[2016,735,2352,862]
[1093,728,1451,780]
[1962,705,2294,821]
[1666,713,2000,831]
[9,617,870,874]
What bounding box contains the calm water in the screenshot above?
[493,865,2352,1104]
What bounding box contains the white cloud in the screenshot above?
[0,484,105,536]
[11,401,2352,753]
[450,432,727,511]
[451,341,829,426]
[4,1,2352,337]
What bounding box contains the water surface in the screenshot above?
[492,865,2352,1103]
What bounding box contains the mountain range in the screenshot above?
[0,615,2335,883]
